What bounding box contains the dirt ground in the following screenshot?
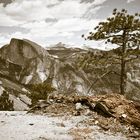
[28,93,140,139]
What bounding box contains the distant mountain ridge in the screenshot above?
[0,38,140,110]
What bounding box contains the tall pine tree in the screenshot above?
[83,9,140,95]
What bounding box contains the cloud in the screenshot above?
[0,33,11,47]
[0,0,106,49]
[49,0,91,19]
[0,26,29,34]
[0,0,13,7]
[20,18,99,39]
[91,0,107,5]
[4,0,54,21]
[127,0,135,3]
[45,18,58,23]
[80,0,106,5]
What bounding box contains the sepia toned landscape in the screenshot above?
[0,0,140,140]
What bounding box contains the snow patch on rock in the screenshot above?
[76,84,83,93]
[37,71,47,82]
[36,63,47,82]
[21,88,30,94]
[0,86,4,96]
[24,74,33,84]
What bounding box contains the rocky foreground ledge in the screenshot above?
[27,93,140,139]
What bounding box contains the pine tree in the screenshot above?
[82,9,140,95]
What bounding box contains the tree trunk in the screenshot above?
[120,30,127,95]
[120,58,126,95]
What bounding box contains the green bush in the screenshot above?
[30,83,56,106]
[0,91,14,111]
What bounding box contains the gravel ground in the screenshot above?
[0,111,129,140]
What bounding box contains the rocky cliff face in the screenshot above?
[0,38,51,84]
[0,38,139,110]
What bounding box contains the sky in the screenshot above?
[0,0,139,49]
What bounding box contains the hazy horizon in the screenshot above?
[0,0,139,50]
